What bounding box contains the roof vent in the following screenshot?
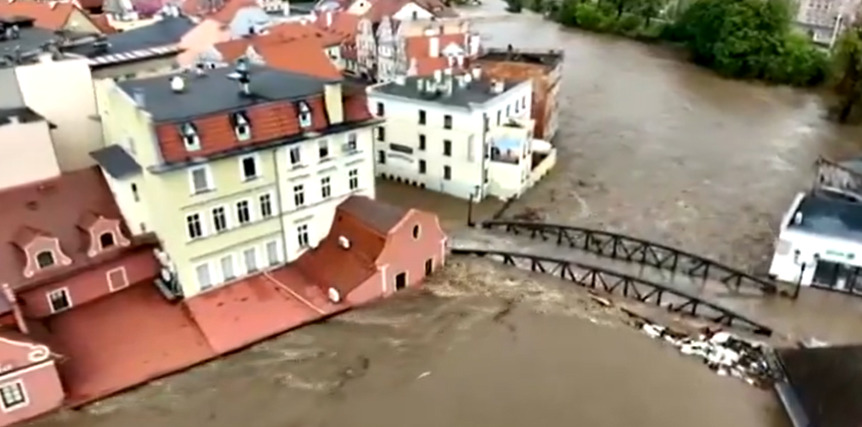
[471,66,481,81]
[170,76,185,93]
[328,287,341,303]
[490,79,504,94]
[338,235,351,249]
[793,212,803,225]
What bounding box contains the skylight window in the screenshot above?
[180,122,200,151]
[232,111,251,141]
[298,101,312,129]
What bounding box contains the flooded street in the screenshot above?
[30,7,862,427]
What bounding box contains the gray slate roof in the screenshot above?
[90,145,142,179]
[789,190,862,241]
[68,16,194,58]
[372,75,522,108]
[118,65,337,122]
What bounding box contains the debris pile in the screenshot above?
[640,323,777,388]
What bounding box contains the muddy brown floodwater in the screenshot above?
[31,6,862,427]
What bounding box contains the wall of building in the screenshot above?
[477,60,559,140]
[18,249,159,318]
[14,56,104,172]
[377,209,446,288]
[179,20,231,67]
[0,361,63,427]
[0,120,61,191]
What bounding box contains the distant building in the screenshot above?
[769,189,862,294]
[313,0,457,21]
[475,47,563,141]
[366,71,557,201]
[795,0,860,48]
[0,0,103,34]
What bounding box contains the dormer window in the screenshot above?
[231,111,252,141]
[298,102,313,129]
[36,251,55,269]
[180,122,200,151]
[100,232,115,249]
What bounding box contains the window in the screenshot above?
[298,101,313,128]
[390,143,413,154]
[522,96,527,109]
[349,169,359,190]
[377,126,385,142]
[297,224,309,248]
[187,213,203,239]
[180,122,200,150]
[412,225,420,239]
[220,255,235,282]
[444,165,451,180]
[376,102,385,116]
[0,381,27,411]
[346,133,357,152]
[506,105,510,117]
[266,241,279,266]
[378,150,386,164]
[443,114,452,129]
[47,288,71,313]
[259,194,273,218]
[99,232,115,249]
[514,101,519,113]
[243,247,258,273]
[107,267,128,290]
[240,155,258,181]
[443,140,452,156]
[196,263,212,290]
[419,134,426,150]
[212,206,228,232]
[319,140,329,160]
[419,109,426,124]
[189,166,212,194]
[236,200,251,225]
[289,146,301,166]
[293,185,305,207]
[418,159,426,174]
[36,251,55,268]
[496,110,501,125]
[131,183,139,202]
[232,112,251,141]
[321,177,331,198]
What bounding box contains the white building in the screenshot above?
[366,69,557,201]
[769,190,862,294]
[795,0,860,48]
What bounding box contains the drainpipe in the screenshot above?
[2,284,28,335]
[272,152,289,263]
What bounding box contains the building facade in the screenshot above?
[795,0,860,48]
[476,47,563,141]
[367,71,556,201]
[92,63,378,299]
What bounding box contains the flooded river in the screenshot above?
[32,6,862,427]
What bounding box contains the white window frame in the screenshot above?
[293,184,305,207]
[259,192,274,219]
[220,254,236,283]
[348,169,359,190]
[238,154,260,181]
[235,199,253,225]
[106,266,129,291]
[212,205,229,233]
[188,165,213,195]
[35,250,55,269]
[298,102,312,128]
[0,380,28,412]
[196,262,213,291]
[233,112,251,141]
[321,176,331,199]
[318,139,329,160]
[186,212,205,240]
[297,224,310,248]
[289,146,301,166]
[180,123,200,151]
[265,240,280,267]
[46,287,72,313]
[242,246,259,274]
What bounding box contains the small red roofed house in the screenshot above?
[0,329,62,427]
[296,196,447,306]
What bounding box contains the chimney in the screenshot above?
[323,82,343,125]
[416,77,424,91]
[490,79,504,94]
[394,75,406,85]
[433,69,442,83]
[49,1,58,9]
[170,75,185,93]
[443,76,453,97]
[132,88,146,107]
[2,284,28,335]
[326,11,333,27]
[429,36,439,58]
[471,66,481,81]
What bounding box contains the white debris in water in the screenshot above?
[636,321,775,387]
[417,371,431,379]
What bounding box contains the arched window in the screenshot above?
[412,225,420,239]
[36,251,55,269]
[100,232,115,249]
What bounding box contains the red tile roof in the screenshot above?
[296,196,407,296]
[0,0,76,30]
[76,0,103,11]
[265,21,342,46]
[211,0,257,23]
[404,33,469,76]
[312,10,359,41]
[181,0,256,21]
[0,167,145,291]
[362,0,456,22]
[254,39,342,80]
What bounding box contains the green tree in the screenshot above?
[832,26,862,122]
